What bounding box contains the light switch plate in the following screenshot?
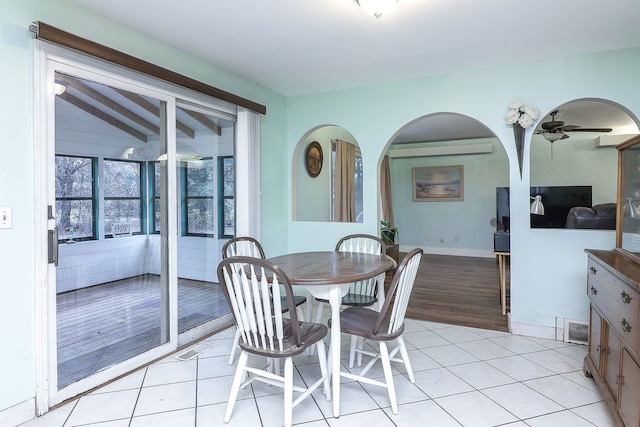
[0,207,13,229]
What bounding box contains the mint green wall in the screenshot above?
[285,48,640,335]
[391,138,508,256]
[531,134,618,204]
[0,0,287,414]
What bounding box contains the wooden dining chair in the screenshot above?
[327,247,423,415]
[222,236,308,365]
[217,256,330,427]
[311,234,389,358]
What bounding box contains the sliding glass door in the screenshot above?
[36,45,254,409]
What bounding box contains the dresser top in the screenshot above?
[586,249,640,290]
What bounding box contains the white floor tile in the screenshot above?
[523,375,603,408]
[521,349,585,374]
[481,382,563,419]
[402,330,450,349]
[359,373,429,408]
[435,390,519,427]
[197,354,238,379]
[421,344,479,367]
[432,326,484,344]
[570,401,618,427]
[196,399,261,427]
[384,400,460,426]
[65,389,139,426]
[255,389,324,427]
[143,359,197,387]
[133,381,196,417]
[457,339,516,360]
[485,355,555,382]
[326,408,396,426]
[314,381,379,418]
[489,335,549,354]
[197,375,253,406]
[448,361,517,389]
[413,367,474,398]
[130,408,195,427]
[524,409,599,426]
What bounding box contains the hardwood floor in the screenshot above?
[393,253,510,332]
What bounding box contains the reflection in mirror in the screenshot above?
[294,126,363,222]
[619,137,640,254]
[531,99,639,230]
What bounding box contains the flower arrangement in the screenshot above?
[505,100,540,128]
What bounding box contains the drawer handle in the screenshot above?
[621,319,632,333]
[590,286,598,295]
[590,266,597,274]
[621,291,632,304]
[617,374,621,385]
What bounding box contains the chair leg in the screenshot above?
[397,336,415,383]
[228,327,241,365]
[316,341,331,400]
[379,342,398,415]
[306,290,314,323]
[349,335,358,368]
[356,337,365,367]
[283,357,294,427]
[307,301,325,357]
[225,350,248,423]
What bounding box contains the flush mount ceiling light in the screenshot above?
[54,82,66,95]
[357,0,398,19]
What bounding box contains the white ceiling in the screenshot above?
[70,0,640,142]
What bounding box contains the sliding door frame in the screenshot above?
[33,40,260,414]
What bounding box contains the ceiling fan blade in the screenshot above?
[564,127,613,133]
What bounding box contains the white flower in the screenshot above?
[505,109,520,124]
[522,106,540,121]
[505,100,539,128]
[509,100,524,110]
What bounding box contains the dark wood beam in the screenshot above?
[34,22,266,115]
[182,109,222,136]
[112,88,196,139]
[58,92,147,143]
[57,74,160,136]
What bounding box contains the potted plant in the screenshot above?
[380,220,399,263]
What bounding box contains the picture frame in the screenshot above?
[412,165,464,202]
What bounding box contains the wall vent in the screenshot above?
[564,319,589,345]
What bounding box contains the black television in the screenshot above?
[530,186,592,228]
[496,186,593,229]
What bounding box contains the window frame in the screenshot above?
[102,158,146,238]
[218,155,235,238]
[54,154,98,243]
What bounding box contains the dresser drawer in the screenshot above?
[588,260,640,354]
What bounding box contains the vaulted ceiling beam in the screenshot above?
[56,74,159,136]
[58,92,147,142]
[182,110,222,136]
[112,88,196,139]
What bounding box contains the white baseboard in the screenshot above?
[399,245,494,258]
[0,398,35,427]
[510,321,558,341]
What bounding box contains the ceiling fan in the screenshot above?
[536,110,613,143]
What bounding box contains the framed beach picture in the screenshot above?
[412,165,463,202]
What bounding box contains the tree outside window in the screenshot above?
[183,158,215,236]
[218,156,234,237]
[103,159,143,237]
[55,155,97,242]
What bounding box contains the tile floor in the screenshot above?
[20,318,617,427]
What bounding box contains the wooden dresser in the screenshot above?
[584,249,640,427]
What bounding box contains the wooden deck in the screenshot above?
[56,275,230,388]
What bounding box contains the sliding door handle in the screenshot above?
[48,226,59,266]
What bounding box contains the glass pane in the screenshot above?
[176,106,235,334]
[104,199,142,235]
[187,198,215,234]
[55,71,168,389]
[103,160,141,197]
[55,199,94,241]
[223,198,235,236]
[223,157,234,197]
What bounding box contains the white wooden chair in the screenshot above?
[217,256,330,427]
[222,236,308,365]
[328,248,423,415]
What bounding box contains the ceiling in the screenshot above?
[69,0,640,143]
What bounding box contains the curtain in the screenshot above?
[379,155,395,228]
[334,139,356,222]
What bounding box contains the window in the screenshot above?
[55,155,97,242]
[182,158,215,236]
[150,161,161,233]
[103,159,144,237]
[218,156,234,237]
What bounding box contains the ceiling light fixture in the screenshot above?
[357,0,398,19]
[54,83,66,95]
[542,132,565,143]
